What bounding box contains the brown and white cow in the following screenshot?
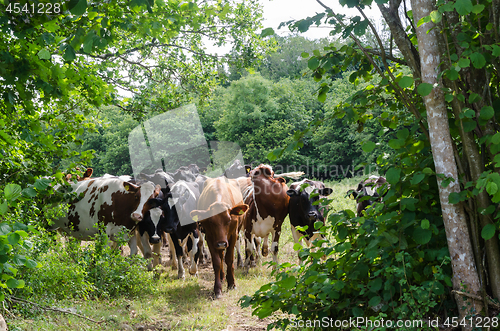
[190,177,248,299]
[51,176,161,259]
[236,164,290,268]
[349,175,388,216]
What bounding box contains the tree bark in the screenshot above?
[411,0,484,326]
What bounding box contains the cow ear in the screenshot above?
[346,189,357,199]
[190,209,208,222]
[148,197,163,208]
[230,204,248,216]
[84,168,93,179]
[123,182,139,192]
[287,189,299,197]
[154,184,161,197]
[320,188,333,196]
[277,177,286,184]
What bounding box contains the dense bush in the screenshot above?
[241,116,456,330]
[16,226,157,302]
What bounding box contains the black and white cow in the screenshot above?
[287,179,333,247]
[144,180,202,278]
[349,176,388,216]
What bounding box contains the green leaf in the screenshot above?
[63,45,76,62]
[445,68,459,80]
[455,0,473,15]
[70,0,87,16]
[308,57,320,70]
[34,178,52,191]
[5,184,22,201]
[388,139,404,149]
[293,243,302,251]
[368,296,381,307]
[430,10,442,23]
[482,223,496,240]
[421,219,430,229]
[362,141,376,153]
[0,202,7,216]
[492,45,500,57]
[413,227,432,244]
[386,168,401,185]
[37,49,51,60]
[417,83,433,96]
[480,106,494,120]
[260,27,275,38]
[470,52,486,69]
[368,278,383,292]
[472,4,485,13]
[468,93,480,103]
[6,278,24,289]
[487,182,498,195]
[301,52,309,58]
[398,76,414,89]
[411,173,425,185]
[448,192,461,204]
[458,58,470,68]
[21,188,37,198]
[82,32,95,53]
[278,276,296,290]
[8,233,20,246]
[491,133,500,144]
[463,120,476,132]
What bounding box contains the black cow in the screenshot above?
[349,176,388,216]
[224,159,251,179]
[287,179,333,247]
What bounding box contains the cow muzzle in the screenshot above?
[308,212,318,221]
[216,241,228,249]
[149,234,161,244]
[131,213,142,222]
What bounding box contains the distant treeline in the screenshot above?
[72,36,404,180]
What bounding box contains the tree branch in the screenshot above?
[8,296,104,324]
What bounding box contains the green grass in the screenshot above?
[8,177,362,331]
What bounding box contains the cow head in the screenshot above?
[169,181,199,226]
[129,182,161,222]
[348,176,388,216]
[250,164,273,179]
[191,202,248,250]
[140,191,181,244]
[287,180,333,236]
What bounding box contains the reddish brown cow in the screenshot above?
[236,164,290,268]
[190,177,248,299]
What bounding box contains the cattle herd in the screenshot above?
[51,161,388,299]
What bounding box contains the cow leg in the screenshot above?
[271,228,281,266]
[235,231,244,268]
[244,233,257,268]
[225,234,237,290]
[172,234,185,279]
[208,242,223,299]
[261,235,269,257]
[128,231,139,256]
[167,233,178,270]
[291,225,306,262]
[140,232,154,271]
[152,242,162,268]
[254,236,262,264]
[187,233,199,276]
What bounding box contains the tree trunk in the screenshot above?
[411,0,484,326]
